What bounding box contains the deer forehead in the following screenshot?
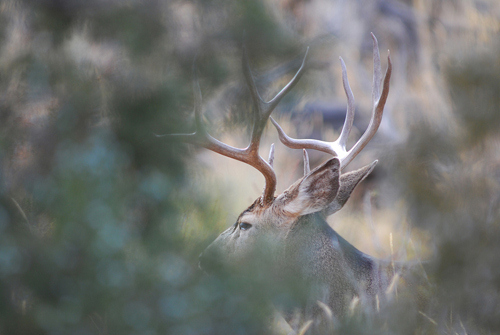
[237,208,269,224]
[237,201,296,227]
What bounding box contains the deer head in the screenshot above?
[166,34,392,321]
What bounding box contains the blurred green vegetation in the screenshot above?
[1,0,500,334]
[0,1,302,334]
[389,35,500,334]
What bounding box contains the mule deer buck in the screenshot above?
[170,34,397,332]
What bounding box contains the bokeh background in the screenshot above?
[1,0,500,334]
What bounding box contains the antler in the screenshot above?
[270,33,392,170]
[161,47,309,205]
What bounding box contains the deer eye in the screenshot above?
[239,222,252,231]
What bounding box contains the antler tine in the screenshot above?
[193,64,206,136]
[270,116,336,155]
[268,143,275,168]
[303,149,310,175]
[155,63,206,142]
[243,46,309,153]
[337,57,356,151]
[271,35,392,171]
[371,33,382,106]
[267,47,309,111]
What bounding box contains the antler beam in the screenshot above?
[161,47,309,205]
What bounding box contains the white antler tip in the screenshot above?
[268,143,275,167]
[303,149,310,175]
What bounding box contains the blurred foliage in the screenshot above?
[1,0,500,334]
[447,42,500,145]
[389,34,500,334]
[0,0,302,334]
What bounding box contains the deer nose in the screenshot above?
[198,247,222,273]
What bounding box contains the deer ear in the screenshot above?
[323,160,377,216]
[279,158,340,216]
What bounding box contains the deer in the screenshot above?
[168,34,396,333]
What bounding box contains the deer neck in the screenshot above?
[282,213,384,315]
[285,213,373,270]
